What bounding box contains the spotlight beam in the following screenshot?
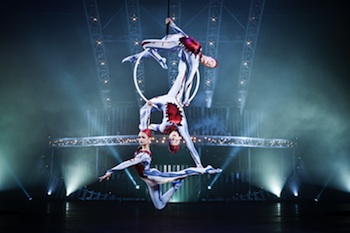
[210,147,241,188]
[316,169,335,201]
[3,158,32,200]
[107,147,138,187]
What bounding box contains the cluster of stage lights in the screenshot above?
[49,135,295,148]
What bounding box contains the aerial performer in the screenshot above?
[99,129,221,210]
[138,58,206,168]
[122,17,218,106]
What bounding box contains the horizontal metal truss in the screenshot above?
[49,135,296,149]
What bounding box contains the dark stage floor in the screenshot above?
[1,199,350,233]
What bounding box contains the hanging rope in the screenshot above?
[166,0,170,35]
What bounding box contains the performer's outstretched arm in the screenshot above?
[99,152,149,182]
[107,154,143,171]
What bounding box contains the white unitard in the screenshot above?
[107,148,220,210]
[139,60,202,168]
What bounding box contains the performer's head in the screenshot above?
[168,129,182,154]
[138,129,152,147]
[200,54,218,68]
[141,128,152,138]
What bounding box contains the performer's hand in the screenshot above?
[165,18,174,26]
[165,18,171,25]
[99,172,112,182]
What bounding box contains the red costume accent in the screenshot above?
[134,149,151,178]
[166,103,183,125]
[180,36,202,56]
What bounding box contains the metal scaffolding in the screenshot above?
[203,0,223,108]
[124,0,145,107]
[237,0,265,114]
[167,0,182,88]
[83,0,265,112]
[83,0,112,109]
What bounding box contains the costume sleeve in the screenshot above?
[108,152,148,172]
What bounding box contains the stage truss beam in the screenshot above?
[83,0,112,109]
[203,0,223,108]
[167,0,181,88]
[124,0,145,107]
[49,135,296,149]
[237,0,265,114]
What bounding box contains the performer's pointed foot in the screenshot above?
[204,165,222,174]
[122,55,138,63]
[172,179,183,190]
[159,57,168,69]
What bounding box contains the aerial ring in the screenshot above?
[133,49,200,104]
[133,50,149,103]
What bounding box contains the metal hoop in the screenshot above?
[133,49,200,104]
[133,50,149,103]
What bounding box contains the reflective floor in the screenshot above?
[1,200,350,233]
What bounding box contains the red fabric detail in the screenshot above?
[166,103,183,125]
[141,41,149,47]
[135,163,145,178]
[180,36,202,55]
[134,149,151,157]
[134,149,151,178]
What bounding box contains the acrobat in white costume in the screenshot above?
[138,58,204,168]
[122,18,218,106]
[99,129,221,210]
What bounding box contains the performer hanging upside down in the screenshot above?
[139,57,205,168]
[99,129,221,210]
[122,18,218,106]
